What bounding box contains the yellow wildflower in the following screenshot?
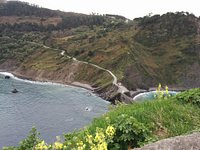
[158,83,161,90]
[90,146,98,150]
[35,140,48,150]
[161,91,164,97]
[77,141,86,150]
[105,126,115,137]
[54,141,63,149]
[94,130,105,143]
[165,85,169,94]
[97,142,107,150]
[86,134,93,144]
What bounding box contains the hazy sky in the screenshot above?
[11,0,200,19]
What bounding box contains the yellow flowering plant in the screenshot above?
[105,126,115,137]
[154,83,170,99]
[79,125,116,150]
[53,141,63,149]
[77,141,86,150]
[35,140,48,150]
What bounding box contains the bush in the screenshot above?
[62,114,152,150]
[3,127,41,150]
[111,114,151,149]
[175,88,200,107]
[88,51,95,57]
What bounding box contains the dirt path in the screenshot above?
[28,41,129,94]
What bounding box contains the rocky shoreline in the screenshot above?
[0,70,95,90]
[0,69,189,104]
[0,69,121,103]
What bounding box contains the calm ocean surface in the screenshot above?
[0,73,109,148]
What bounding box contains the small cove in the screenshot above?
[0,72,109,148]
[133,91,178,102]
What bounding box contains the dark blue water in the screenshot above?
[0,73,109,148]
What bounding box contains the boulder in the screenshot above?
[5,75,10,79]
[134,132,200,150]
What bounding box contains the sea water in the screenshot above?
[0,72,109,148]
[133,91,178,101]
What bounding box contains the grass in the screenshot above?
[88,97,200,139]
[61,89,200,149]
[3,88,200,149]
[74,63,113,87]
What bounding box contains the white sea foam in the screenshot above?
[0,71,76,88]
[0,72,15,78]
[0,71,109,103]
[133,92,150,100]
[133,91,178,100]
[0,72,111,101]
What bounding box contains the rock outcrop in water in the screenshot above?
[5,75,10,79]
[12,88,18,93]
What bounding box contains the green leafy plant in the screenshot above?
[3,127,41,150]
[175,88,200,107]
[3,88,200,150]
[111,114,152,149]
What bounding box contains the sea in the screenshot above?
[133,91,178,101]
[0,72,109,148]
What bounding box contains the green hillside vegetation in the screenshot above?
[0,1,109,32]
[47,12,200,90]
[3,88,200,149]
[0,2,200,149]
[0,2,199,93]
[50,12,200,90]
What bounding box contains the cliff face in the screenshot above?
[0,2,199,95]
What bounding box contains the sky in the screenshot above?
[9,0,200,19]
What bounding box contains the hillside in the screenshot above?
[0,1,199,101]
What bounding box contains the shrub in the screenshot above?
[62,125,116,150]
[63,114,152,150]
[88,51,95,57]
[175,88,200,107]
[3,127,41,150]
[111,114,151,149]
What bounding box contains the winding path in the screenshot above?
[28,41,128,93]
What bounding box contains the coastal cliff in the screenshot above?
[0,1,200,102]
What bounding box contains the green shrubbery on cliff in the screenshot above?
[4,88,200,150]
[176,88,200,107]
[1,10,200,90]
[1,2,200,149]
